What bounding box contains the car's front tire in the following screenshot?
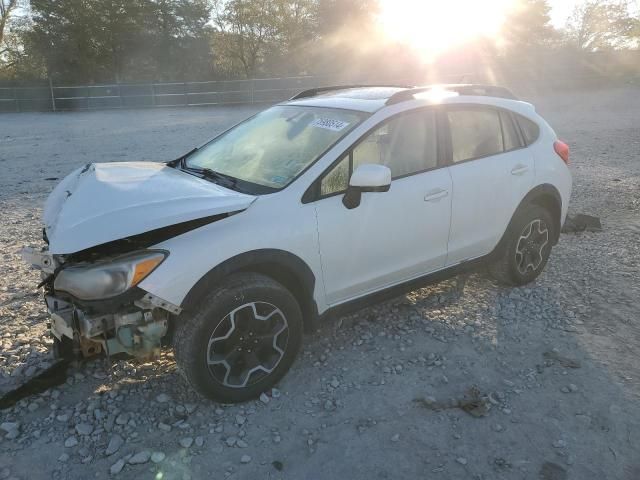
[488,204,555,286]
[174,272,303,403]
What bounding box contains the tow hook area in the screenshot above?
[47,293,180,360]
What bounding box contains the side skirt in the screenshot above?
[317,255,491,323]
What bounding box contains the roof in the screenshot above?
[283,86,408,113]
[283,84,522,113]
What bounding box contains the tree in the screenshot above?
[0,0,19,48]
[24,0,213,83]
[566,0,638,51]
[27,0,104,82]
[148,0,213,80]
[316,0,377,38]
[0,9,49,82]
[500,0,558,55]
[212,0,318,78]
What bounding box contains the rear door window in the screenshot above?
[447,108,504,163]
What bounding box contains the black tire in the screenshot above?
[173,272,303,403]
[488,204,555,286]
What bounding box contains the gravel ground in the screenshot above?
[1,88,639,480]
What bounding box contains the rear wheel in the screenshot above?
[174,272,303,403]
[488,205,554,286]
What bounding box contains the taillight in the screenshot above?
[554,140,570,165]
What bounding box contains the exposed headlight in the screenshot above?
[54,251,167,300]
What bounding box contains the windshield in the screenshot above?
[184,105,367,190]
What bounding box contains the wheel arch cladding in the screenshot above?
[494,184,563,257]
[524,184,562,244]
[180,249,320,333]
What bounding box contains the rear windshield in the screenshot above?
[185,105,367,190]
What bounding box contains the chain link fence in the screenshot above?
[0,75,340,113]
[1,68,636,113]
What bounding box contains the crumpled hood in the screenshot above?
[44,162,256,254]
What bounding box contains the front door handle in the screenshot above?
[424,189,449,202]
[511,164,529,176]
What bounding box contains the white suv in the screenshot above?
[22,85,572,402]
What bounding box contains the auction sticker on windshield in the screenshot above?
[310,118,350,132]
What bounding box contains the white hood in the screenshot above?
[44,162,256,254]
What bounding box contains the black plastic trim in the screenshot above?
[493,183,563,251]
[65,213,234,262]
[180,249,320,333]
[290,84,413,101]
[51,286,147,316]
[320,255,489,321]
[386,84,518,105]
[341,183,391,209]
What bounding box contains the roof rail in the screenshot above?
[290,84,413,101]
[385,84,518,105]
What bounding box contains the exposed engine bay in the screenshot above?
[22,245,181,360]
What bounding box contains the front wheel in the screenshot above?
[174,272,303,403]
[488,205,554,286]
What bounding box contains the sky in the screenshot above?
[11,1,639,30]
[549,0,581,27]
[549,0,640,26]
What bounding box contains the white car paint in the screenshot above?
[36,86,572,320]
[446,147,535,265]
[315,168,452,305]
[349,163,392,188]
[43,162,256,254]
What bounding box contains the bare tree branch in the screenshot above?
[0,0,19,47]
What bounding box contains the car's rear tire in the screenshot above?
[173,272,303,403]
[488,204,555,286]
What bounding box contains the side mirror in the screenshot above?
[342,164,391,209]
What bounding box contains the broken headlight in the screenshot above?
[53,251,167,300]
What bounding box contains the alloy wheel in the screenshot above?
[514,218,549,275]
[206,302,289,388]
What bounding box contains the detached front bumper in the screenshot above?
[22,246,180,360]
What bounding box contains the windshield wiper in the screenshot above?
[182,166,238,189]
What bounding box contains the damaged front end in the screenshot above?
[22,245,181,360]
[20,160,256,362]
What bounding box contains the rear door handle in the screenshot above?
[424,189,449,202]
[511,164,529,176]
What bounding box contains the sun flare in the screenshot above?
[378,0,514,58]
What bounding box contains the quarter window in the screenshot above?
[447,108,504,163]
[320,155,349,196]
[500,111,522,151]
[515,114,540,145]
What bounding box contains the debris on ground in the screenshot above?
[543,351,582,369]
[414,385,492,417]
[539,461,568,480]
[562,214,603,233]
